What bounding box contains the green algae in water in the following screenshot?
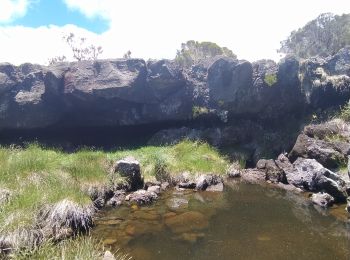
[92,181,350,260]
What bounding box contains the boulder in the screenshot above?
[286,158,348,202]
[289,134,348,168]
[113,157,143,191]
[311,192,335,208]
[256,159,287,183]
[106,191,126,207]
[195,174,223,191]
[147,185,161,194]
[227,163,241,178]
[125,190,158,205]
[240,168,266,183]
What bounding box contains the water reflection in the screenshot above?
[92,181,350,260]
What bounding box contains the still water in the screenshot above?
[91,181,350,260]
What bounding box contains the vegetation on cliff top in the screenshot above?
[175,40,237,67]
[279,13,350,58]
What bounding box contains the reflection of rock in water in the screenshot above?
[283,190,349,240]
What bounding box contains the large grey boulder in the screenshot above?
[256,159,287,183]
[289,134,349,168]
[286,158,348,202]
[113,156,143,191]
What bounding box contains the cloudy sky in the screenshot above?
[1,0,350,65]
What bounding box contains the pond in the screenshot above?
[91,181,350,260]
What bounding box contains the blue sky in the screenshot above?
[4,0,109,33]
[1,0,350,65]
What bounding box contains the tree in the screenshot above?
[175,40,237,67]
[279,13,350,59]
[48,33,103,65]
[123,50,132,59]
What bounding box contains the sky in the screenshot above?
[0,0,350,65]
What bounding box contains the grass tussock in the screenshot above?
[12,236,131,260]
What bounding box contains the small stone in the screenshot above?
[147,185,161,194]
[103,250,116,260]
[161,182,170,191]
[346,198,350,213]
[126,190,158,205]
[311,192,335,208]
[0,188,11,205]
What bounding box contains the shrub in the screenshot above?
[192,106,209,119]
[264,73,277,87]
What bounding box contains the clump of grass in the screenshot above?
[12,236,131,260]
[339,101,350,122]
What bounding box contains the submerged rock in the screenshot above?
[311,192,335,208]
[113,157,143,191]
[125,190,158,205]
[166,197,189,211]
[164,211,209,233]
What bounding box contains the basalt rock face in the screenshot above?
[1,47,350,131]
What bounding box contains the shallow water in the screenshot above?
[91,181,350,260]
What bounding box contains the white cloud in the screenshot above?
[63,0,110,19]
[1,0,350,65]
[0,24,99,65]
[0,0,31,23]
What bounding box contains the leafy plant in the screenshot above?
[264,73,277,87]
[192,106,209,119]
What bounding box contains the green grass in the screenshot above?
[0,141,229,233]
[12,237,130,260]
[339,101,350,122]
